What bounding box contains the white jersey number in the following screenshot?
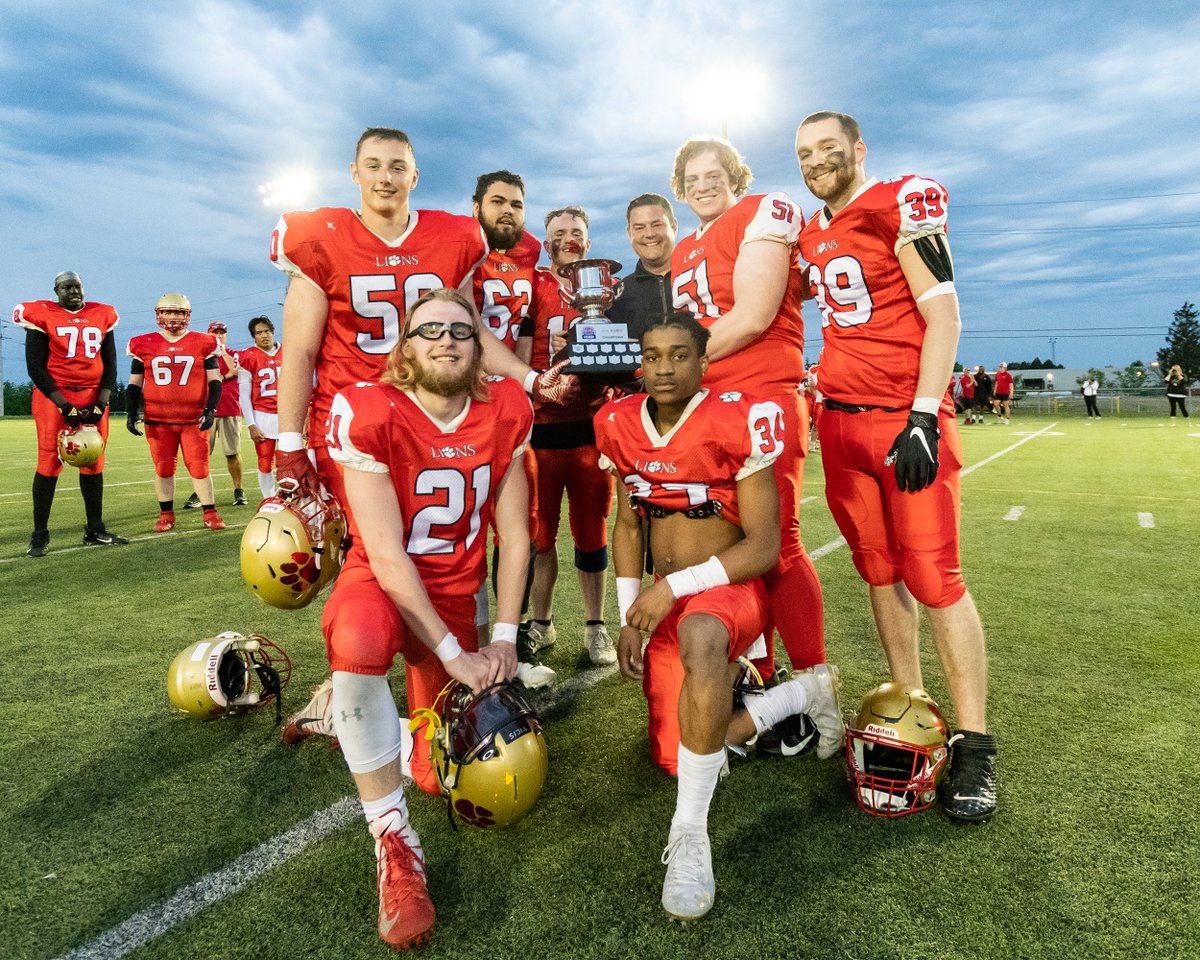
[672,260,720,319]
[151,354,195,386]
[407,465,491,555]
[351,273,444,355]
[481,277,534,345]
[56,325,104,359]
[807,256,874,328]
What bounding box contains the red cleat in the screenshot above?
[154,511,176,533]
[371,816,435,950]
[203,509,226,530]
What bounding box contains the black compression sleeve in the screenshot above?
[99,331,118,396]
[913,233,954,283]
[25,330,61,399]
[205,377,223,411]
[130,358,145,375]
[126,382,143,416]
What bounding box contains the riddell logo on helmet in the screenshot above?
[865,723,901,739]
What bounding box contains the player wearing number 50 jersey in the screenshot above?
[14,270,127,556]
[238,315,283,502]
[669,137,827,684]
[795,111,996,822]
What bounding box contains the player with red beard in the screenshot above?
[237,315,283,501]
[126,293,225,532]
[516,205,617,681]
[320,287,530,949]
[668,137,827,692]
[794,110,995,821]
[14,270,127,556]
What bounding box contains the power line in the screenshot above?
[954,221,1200,236]
[956,190,1200,209]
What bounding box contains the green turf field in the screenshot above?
[2,413,1197,960]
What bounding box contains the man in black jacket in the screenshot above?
[608,194,677,341]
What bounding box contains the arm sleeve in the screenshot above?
[205,377,223,412]
[238,367,257,425]
[24,329,61,399]
[98,331,118,396]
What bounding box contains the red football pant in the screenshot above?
[254,437,277,473]
[144,422,210,479]
[32,387,108,476]
[322,567,479,797]
[492,446,540,548]
[818,406,966,608]
[760,389,825,670]
[643,579,769,775]
[532,444,612,555]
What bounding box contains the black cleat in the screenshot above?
[83,525,129,546]
[940,730,998,822]
[233,488,248,506]
[756,711,819,758]
[27,530,50,558]
[515,621,556,689]
[183,492,202,510]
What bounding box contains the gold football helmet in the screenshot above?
[845,682,949,817]
[240,488,347,609]
[168,632,292,722]
[421,681,548,830]
[155,292,192,333]
[58,425,105,468]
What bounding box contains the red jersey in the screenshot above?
[799,175,952,408]
[671,192,807,394]
[526,267,610,425]
[473,230,540,350]
[12,300,119,387]
[326,376,533,596]
[959,372,975,400]
[127,331,219,423]
[238,344,282,414]
[594,388,783,529]
[994,369,1013,394]
[270,207,488,447]
[215,353,242,417]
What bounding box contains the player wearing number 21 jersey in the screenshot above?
[795,111,996,823]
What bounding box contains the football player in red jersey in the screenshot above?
[13,271,128,555]
[189,320,246,508]
[516,205,617,679]
[126,293,226,533]
[597,312,843,921]
[668,137,828,688]
[320,288,530,949]
[237,315,283,501]
[271,128,572,522]
[795,111,996,821]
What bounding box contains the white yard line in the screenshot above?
[0,522,250,564]
[1003,506,1026,522]
[1138,512,1155,529]
[54,425,1055,958]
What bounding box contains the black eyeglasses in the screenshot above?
[405,321,476,341]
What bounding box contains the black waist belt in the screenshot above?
[824,398,907,414]
[635,498,723,520]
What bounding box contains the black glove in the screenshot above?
[126,412,142,436]
[81,401,108,425]
[885,411,939,492]
[57,401,83,428]
[199,407,216,432]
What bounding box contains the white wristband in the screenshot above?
[277,431,304,453]
[911,396,941,415]
[433,632,463,662]
[665,556,730,599]
[916,281,956,303]
[491,622,518,645]
[616,577,641,627]
[522,370,538,394]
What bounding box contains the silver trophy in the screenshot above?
[555,258,641,377]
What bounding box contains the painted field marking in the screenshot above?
[0,478,160,500]
[1138,512,1155,528]
[1003,506,1026,522]
[0,522,251,565]
[800,496,818,504]
[56,421,1059,958]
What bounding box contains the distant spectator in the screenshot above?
[973,366,993,424]
[993,362,1013,423]
[186,321,246,508]
[1166,364,1190,424]
[959,368,976,424]
[1081,377,1101,419]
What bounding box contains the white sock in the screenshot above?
[258,470,275,499]
[362,782,410,829]
[671,744,726,831]
[331,671,405,774]
[743,677,809,735]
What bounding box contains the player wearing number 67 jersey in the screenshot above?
[795,111,996,822]
[14,271,127,556]
[669,137,827,684]
[238,315,283,502]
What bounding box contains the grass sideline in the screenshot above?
[1,413,1197,960]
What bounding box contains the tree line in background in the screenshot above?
[3,305,1197,414]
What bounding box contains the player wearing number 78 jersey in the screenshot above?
[795,111,996,822]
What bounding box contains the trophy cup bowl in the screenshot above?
[554,258,641,379]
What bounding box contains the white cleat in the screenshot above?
[586,623,617,665]
[792,664,845,760]
[516,661,557,689]
[281,677,336,745]
[661,824,715,921]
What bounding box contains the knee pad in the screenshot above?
[903,555,966,609]
[852,547,903,589]
[331,672,404,774]
[574,544,608,573]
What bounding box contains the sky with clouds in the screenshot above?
[3,0,1198,382]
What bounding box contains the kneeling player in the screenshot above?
[321,288,531,950]
[595,314,843,921]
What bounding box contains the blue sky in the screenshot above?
[3,0,1198,381]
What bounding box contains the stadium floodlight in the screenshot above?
[258,170,316,208]
[685,63,770,140]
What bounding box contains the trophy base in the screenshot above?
[555,321,641,379]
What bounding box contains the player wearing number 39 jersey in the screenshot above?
[795,111,996,822]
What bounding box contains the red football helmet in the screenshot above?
[155,292,192,334]
[845,683,949,817]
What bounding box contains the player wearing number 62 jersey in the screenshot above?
[669,137,826,683]
[795,111,996,822]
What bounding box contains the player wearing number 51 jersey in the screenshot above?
[669,137,826,683]
[795,111,996,822]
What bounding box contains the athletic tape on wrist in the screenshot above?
[277,431,304,453]
[665,555,729,599]
[911,397,941,416]
[491,622,518,645]
[433,632,463,662]
[522,370,538,394]
[616,577,641,627]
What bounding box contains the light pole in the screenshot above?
[1048,337,1058,364]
